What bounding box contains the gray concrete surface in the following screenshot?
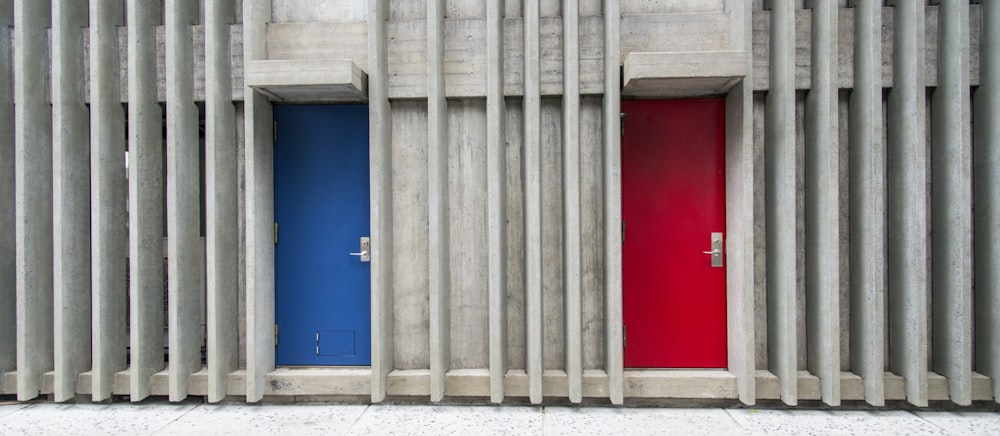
[1,401,998,435]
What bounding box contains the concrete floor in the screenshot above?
[1,401,999,435]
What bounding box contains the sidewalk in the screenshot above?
[2,400,999,435]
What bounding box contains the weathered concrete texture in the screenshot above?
[540,98,564,374]
[447,100,488,371]
[90,0,128,403]
[390,101,429,371]
[165,0,203,402]
[524,0,543,405]
[505,99,526,373]
[562,0,582,404]
[368,0,394,403]
[272,0,366,23]
[51,0,92,404]
[602,0,623,406]
[243,0,275,403]
[485,0,506,404]
[205,0,239,404]
[752,6,985,90]
[804,0,840,407]
[127,0,165,402]
[14,0,54,402]
[848,0,886,408]
[887,0,929,408]
[427,0,450,403]
[0,0,14,384]
[579,96,604,373]
[764,0,797,406]
[974,0,1000,406]
[930,0,973,406]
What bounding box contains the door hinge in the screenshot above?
[274,324,279,347]
[273,222,279,245]
[620,112,626,137]
[273,121,278,142]
[623,325,627,348]
[621,220,625,244]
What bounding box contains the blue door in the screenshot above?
[274,105,371,365]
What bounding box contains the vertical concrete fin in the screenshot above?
[523,0,544,406]
[14,0,54,402]
[562,0,583,405]
[486,0,508,405]
[127,0,164,402]
[51,0,91,403]
[603,0,624,406]
[848,0,886,407]
[764,0,798,406]
[0,0,13,384]
[205,0,238,404]
[930,0,973,407]
[243,0,274,403]
[427,0,450,404]
[725,0,756,407]
[887,0,929,408]
[974,0,1000,406]
[367,0,394,404]
[165,0,202,403]
[90,0,127,403]
[805,0,840,407]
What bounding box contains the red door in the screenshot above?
[622,99,727,368]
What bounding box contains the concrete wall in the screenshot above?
[0,0,997,408]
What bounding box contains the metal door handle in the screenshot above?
[350,237,371,262]
[703,232,723,268]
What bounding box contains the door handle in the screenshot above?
[701,232,723,268]
[349,237,371,262]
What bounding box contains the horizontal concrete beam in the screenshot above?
[245,59,367,103]
[622,51,745,97]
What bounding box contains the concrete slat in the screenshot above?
[205,0,239,404]
[486,0,508,405]
[524,0,544,406]
[0,0,13,387]
[562,0,582,405]
[602,0,624,407]
[14,0,54,402]
[848,0,886,408]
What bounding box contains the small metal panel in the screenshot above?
[702,232,723,267]
[350,237,370,262]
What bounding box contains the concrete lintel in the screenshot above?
[245,59,368,103]
[622,51,746,98]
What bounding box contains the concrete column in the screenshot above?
[723,0,756,407]
[367,0,393,404]
[90,0,127,402]
[849,0,886,407]
[930,0,972,406]
[127,0,164,402]
[523,0,543,406]
[602,0,624,406]
[763,0,797,406]
[805,0,840,407]
[205,0,238,404]
[14,0,54,402]
[562,0,582,405]
[0,0,13,384]
[974,0,1000,406]
[486,0,508,405]
[166,0,202,402]
[887,0,929,408]
[51,0,91,403]
[427,0,450,403]
[243,0,274,403]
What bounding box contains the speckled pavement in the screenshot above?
[1,401,998,435]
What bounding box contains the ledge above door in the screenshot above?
[246,59,368,103]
